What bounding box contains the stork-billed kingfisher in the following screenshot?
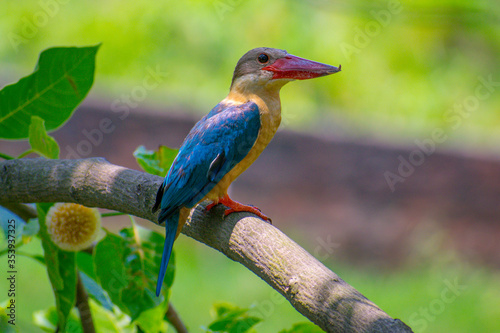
[153,47,340,296]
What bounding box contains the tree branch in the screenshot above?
[165,302,188,333]
[0,158,412,333]
[76,272,96,333]
[1,202,37,221]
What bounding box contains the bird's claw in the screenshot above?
[223,207,272,224]
[205,201,218,212]
[206,195,272,224]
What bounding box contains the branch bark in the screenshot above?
[165,302,188,333]
[0,158,413,333]
[1,202,37,221]
[76,272,96,333]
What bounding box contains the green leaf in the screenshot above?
[76,251,96,280]
[0,302,19,332]
[33,307,82,333]
[212,302,248,321]
[88,299,136,333]
[278,322,324,333]
[21,217,40,237]
[119,219,176,290]
[37,203,77,332]
[134,301,169,333]
[0,208,38,252]
[0,211,19,245]
[94,220,174,320]
[28,116,60,158]
[79,271,114,311]
[207,303,262,333]
[0,45,100,139]
[18,218,40,249]
[0,222,40,259]
[228,317,261,333]
[32,307,58,332]
[133,145,178,176]
[93,231,128,310]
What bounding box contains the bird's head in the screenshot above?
[230,47,341,93]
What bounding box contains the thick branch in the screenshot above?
[0,158,412,333]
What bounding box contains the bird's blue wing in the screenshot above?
[153,101,260,296]
[154,101,261,223]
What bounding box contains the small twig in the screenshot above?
[100,211,126,217]
[82,244,95,255]
[76,272,96,333]
[0,202,38,221]
[17,148,35,159]
[0,152,15,160]
[165,302,189,333]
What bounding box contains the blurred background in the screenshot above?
[1,0,500,332]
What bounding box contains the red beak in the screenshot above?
[262,54,341,80]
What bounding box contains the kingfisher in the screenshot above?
[153,47,340,296]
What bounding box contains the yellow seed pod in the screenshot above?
[46,203,102,252]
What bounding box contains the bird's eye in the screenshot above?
[258,53,269,64]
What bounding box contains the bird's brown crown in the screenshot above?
[230,47,287,87]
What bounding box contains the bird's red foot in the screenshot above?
[206,194,272,223]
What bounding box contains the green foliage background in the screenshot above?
[1,0,499,151]
[2,230,500,332]
[1,1,500,332]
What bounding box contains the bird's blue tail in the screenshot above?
[156,212,179,297]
